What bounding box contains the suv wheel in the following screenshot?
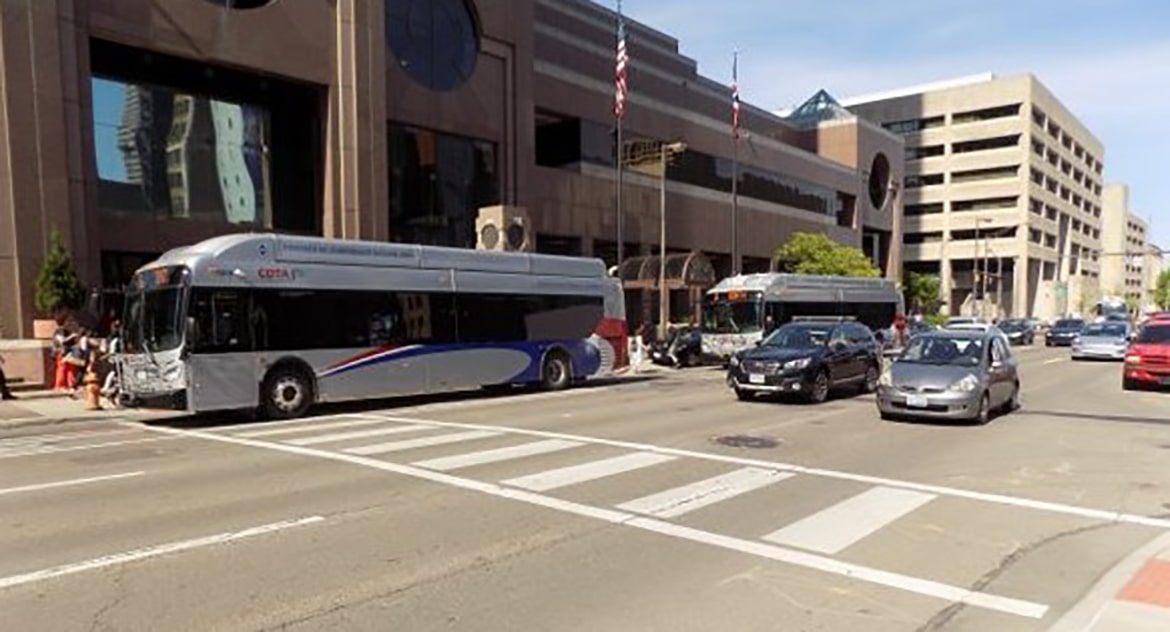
[861,363,880,394]
[807,370,830,404]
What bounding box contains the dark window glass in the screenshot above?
[388,123,499,247]
[669,149,840,218]
[386,0,479,91]
[89,39,322,233]
[456,294,603,343]
[189,288,251,353]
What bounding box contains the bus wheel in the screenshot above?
[541,352,572,391]
[262,366,314,419]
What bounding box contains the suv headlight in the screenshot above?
[947,374,980,393]
[783,357,811,370]
[878,365,893,386]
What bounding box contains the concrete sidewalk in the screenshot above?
[0,390,172,430]
[1051,531,1170,631]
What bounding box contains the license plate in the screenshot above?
[906,394,929,408]
[748,374,766,384]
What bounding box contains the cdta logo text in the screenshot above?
[257,267,299,280]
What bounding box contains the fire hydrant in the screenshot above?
[83,367,102,411]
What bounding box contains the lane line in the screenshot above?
[0,436,178,460]
[413,439,584,471]
[370,414,1170,529]
[283,424,433,446]
[137,424,1048,619]
[0,471,146,497]
[762,486,936,554]
[234,416,393,438]
[0,428,141,448]
[616,467,793,518]
[344,430,502,456]
[0,516,324,591]
[1043,358,1064,365]
[501,452,677,492]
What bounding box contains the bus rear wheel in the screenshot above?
[541,352,572,391]
[262,365,314,419]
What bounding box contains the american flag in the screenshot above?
[614,17,628,119]
[731,51,740,139]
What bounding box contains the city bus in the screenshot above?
[700,273,903,363]
[119,234,628,418]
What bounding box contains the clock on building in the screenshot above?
[387,0,479,91]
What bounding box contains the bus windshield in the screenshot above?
[702,298,762,334]
[123,267,189,354]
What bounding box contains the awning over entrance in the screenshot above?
[616,251,717,290]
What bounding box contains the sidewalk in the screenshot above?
[1050,531,1170,631]
[0,390,172,430]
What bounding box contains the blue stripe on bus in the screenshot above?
[318,340,601,384]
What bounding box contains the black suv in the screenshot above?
[1045,318,1085,347]
[728,319,881,403]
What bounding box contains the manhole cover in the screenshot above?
[711,435,780,449]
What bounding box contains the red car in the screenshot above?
[1124,321,1170,390]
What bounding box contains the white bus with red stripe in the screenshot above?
[119,234,627,418]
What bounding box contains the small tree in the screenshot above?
[904,272,942,314]
[773,232,881,278]
[34,228,86,318]
[1156,269,1170,310]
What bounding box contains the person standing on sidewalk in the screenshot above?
[0,352,16,400]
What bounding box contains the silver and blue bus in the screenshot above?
[701,273,903,363]
[120,234,628,418]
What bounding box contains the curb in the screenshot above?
[1049,531,1170,631]
[0,410,169,431]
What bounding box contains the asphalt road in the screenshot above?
[2,344,1169,631]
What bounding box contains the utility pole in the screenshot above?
[996,254,1003,319]
[658,141,687,337]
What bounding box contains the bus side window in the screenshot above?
[190,288,250,353]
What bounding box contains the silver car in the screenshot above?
[1071,321,1131,361]
[876,331,1020,425]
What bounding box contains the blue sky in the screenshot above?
[622,0,1170,252]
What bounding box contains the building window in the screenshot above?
[952,103,1021,124]
[952,135,1019,154]
[951,196,1018,212]
[201,0,273,8]
[904,174,943,189]
[388,122,499,248]
[905,144,944,160]
[534,110,614,168]
[904,203,943,216]
[89,39,321,233]
[951,165,1018,184]
[386,0,479,91]
[883,116,944,135]
[668,150,842,218]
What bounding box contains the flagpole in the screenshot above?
[614,0,625,270]
[730,50,740,276]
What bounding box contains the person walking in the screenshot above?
[0,352,16,400]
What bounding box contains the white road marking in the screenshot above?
[283,424,433,446]
[198,412,386,435]
[0,471,146,497]
[344,430,502,456]
[234,416,392,438]
[0,515,324,590]
[137,424,1049,619]
[369,414,1170,529]
[0,427,140,448]
[616,467,793,518]
[762,486,936,554]
[413,439,584,471]
[501,452,677,491]
[1043,358,1064,365]
[0,436,178,460]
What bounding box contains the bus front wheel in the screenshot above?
[262,365,314,419]
[541,352,572,391]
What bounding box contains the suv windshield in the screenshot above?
[1082,323,1127,338]
[1054,319,1085,329]
[1136,325,1170,344]
[761,324,832,349]
[999,320,1026,331]
[899,336,985,367]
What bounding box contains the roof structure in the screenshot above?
[781,89,855,128]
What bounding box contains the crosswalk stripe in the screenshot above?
[344,430,502,456]
[284,424,433,446]
[235,416,390,438]
[412,439,584,471]
[616,467,793,518]
[501,452,676,492]
[762,486,936,554]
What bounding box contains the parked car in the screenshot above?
[997,319,1035,346]
[1045,318,1086,347]
[1071,321,1131,361]
[727,319,880,404]
[1123,321,1170,390]
[876,330,1020,425]
[650,326,702,368]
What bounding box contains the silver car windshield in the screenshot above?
[899,336,985,367]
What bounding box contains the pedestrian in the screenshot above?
[893,312,908,348]
[63,330,92,398]
[0,352,16,400]
[52,325,77,392]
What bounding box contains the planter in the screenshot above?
[32,319,58,340]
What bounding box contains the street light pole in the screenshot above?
[658,141,686,337]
